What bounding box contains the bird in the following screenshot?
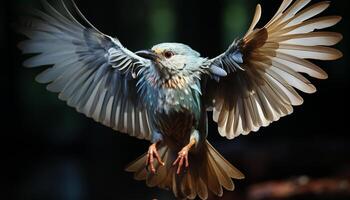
[17,0,342,199]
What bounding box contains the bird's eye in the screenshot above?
[164,51,174,59]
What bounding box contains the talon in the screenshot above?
[146,143,164,174]
[173,147,190,174]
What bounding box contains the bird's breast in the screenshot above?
[147,88,201,147]
[153,108,195,147]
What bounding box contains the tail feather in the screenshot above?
[208,147,234,191]
[197,178,208,200]
[125,141,244,200]
[207,142,244,179]
[206,160,223,196]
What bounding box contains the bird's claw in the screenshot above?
[173,146,190,174]
[146,143,165,174]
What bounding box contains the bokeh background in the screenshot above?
[4,0,350,199]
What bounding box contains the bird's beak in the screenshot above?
[136,49,159,61]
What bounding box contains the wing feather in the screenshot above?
[205,0,342,139]
[17,0,153,140]
[245,4,262,37]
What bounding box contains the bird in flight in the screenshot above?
[17,0,342,199]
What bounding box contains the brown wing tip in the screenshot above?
[333,49,344,60]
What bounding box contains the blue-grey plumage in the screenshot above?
[17,0,343,199]
[136,44,208,148]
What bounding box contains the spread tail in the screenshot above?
[126,140,244,200]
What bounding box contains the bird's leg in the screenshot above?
[173,130,201,174]
[146,141,165,173]
[172,138,196,174]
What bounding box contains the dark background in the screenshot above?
[3,0,350,200]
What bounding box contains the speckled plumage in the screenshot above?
[134,44,210,149]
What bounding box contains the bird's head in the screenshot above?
[136,43,204,80]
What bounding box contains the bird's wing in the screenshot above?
[203,0,342,139]
[17,0,153,140]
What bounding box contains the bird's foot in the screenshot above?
[173,146,190,174]
[146,143,165,173]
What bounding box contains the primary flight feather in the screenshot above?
[17,0,342,199]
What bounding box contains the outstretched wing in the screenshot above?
[204,0,342,139]
[17,0,153,140]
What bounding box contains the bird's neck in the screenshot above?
[145,74,190,90]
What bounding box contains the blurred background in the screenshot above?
[4,0,350,199]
